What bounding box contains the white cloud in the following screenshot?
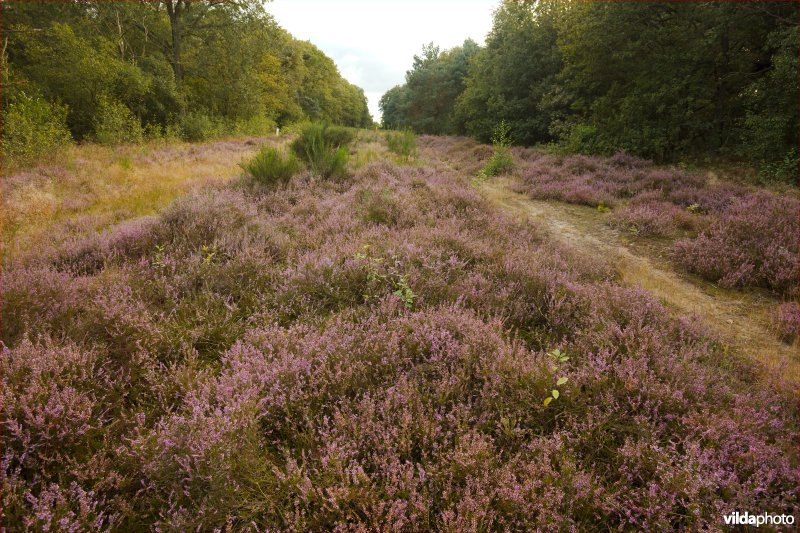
[267,0,498,121]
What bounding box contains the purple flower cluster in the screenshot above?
[672,193,799,292]
[516,152,706,208]
[773,302,800,344]
[2,138,797,530]
[610,200,700,237]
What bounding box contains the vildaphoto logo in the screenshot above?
[723,511,795,528]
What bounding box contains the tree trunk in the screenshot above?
[165,0,183,83]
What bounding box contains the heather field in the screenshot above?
[2,134,799,531]
[515,151,800,295]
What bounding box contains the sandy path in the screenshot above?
[481,177,800,385]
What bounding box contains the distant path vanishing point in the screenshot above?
[480,176,800,385]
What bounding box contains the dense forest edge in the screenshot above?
[3,1,797,185]
[0,0,373,173]
[380,0,799,184]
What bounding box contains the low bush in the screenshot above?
[241,145,301,186]
[671,193,799,293]
[386,128,417,161]
[758,147,798,185]
[93,97,144,145]
[609,201,700,237]
[291,122,354,155]
[290,122,352,179]
[1,91,72,170]
[180,112,223,142]
[230,114,277,137]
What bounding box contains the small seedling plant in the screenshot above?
[480,120,514,177]
[544,348,569,407]
[355,244,415,309]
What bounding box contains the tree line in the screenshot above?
[1,0,372,168]
[380,0,798,181]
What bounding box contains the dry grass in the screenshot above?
[2,137,268,258]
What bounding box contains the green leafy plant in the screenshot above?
[386,128,417,162]
[481,120,514,177]
[180,112,222,142]
[240,145,301,186]
[93,97,143,145]
[355,244,415,309]
[543,348,569,407]
[1,91,72,170]
[758,148,798,185]
[597,201,610,213]
[393,276,415,308]
[152,244,167,271]
[200,244,220,265]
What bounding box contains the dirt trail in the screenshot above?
[481,177,800,384]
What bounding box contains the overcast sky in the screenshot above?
[267,0,498,122]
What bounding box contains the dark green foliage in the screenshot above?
[0,0,372,161]
[93,97,144,145]
[380,40,480,134]
[179,112,223,142]
[290,122,354,156]
[379,85,411,131]
[241,146,301,186]
[456,1,563,145]
[1,91,72,170]
[380,0,798,182]
[290,123,351,180]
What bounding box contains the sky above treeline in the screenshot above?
[267,0,498,121]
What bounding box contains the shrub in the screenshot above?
[672,193,799,293]
[610,201,699,237]
[230,114,277,136]
[291,122,354,155]
[386,128,417,161]
[240,145,301,186]
[93,97,143,145]
[1,91,72,170]
[290,122,351,179]
[180,112,222,142]
[557,122,609,155]
[758,147,798,185]
[481,121,514,176]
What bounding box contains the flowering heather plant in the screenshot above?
[672,193,799,293]
[516,151,705,208]
[610,201,700,237]
[773,302,800,344]
[1,136,797,530]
